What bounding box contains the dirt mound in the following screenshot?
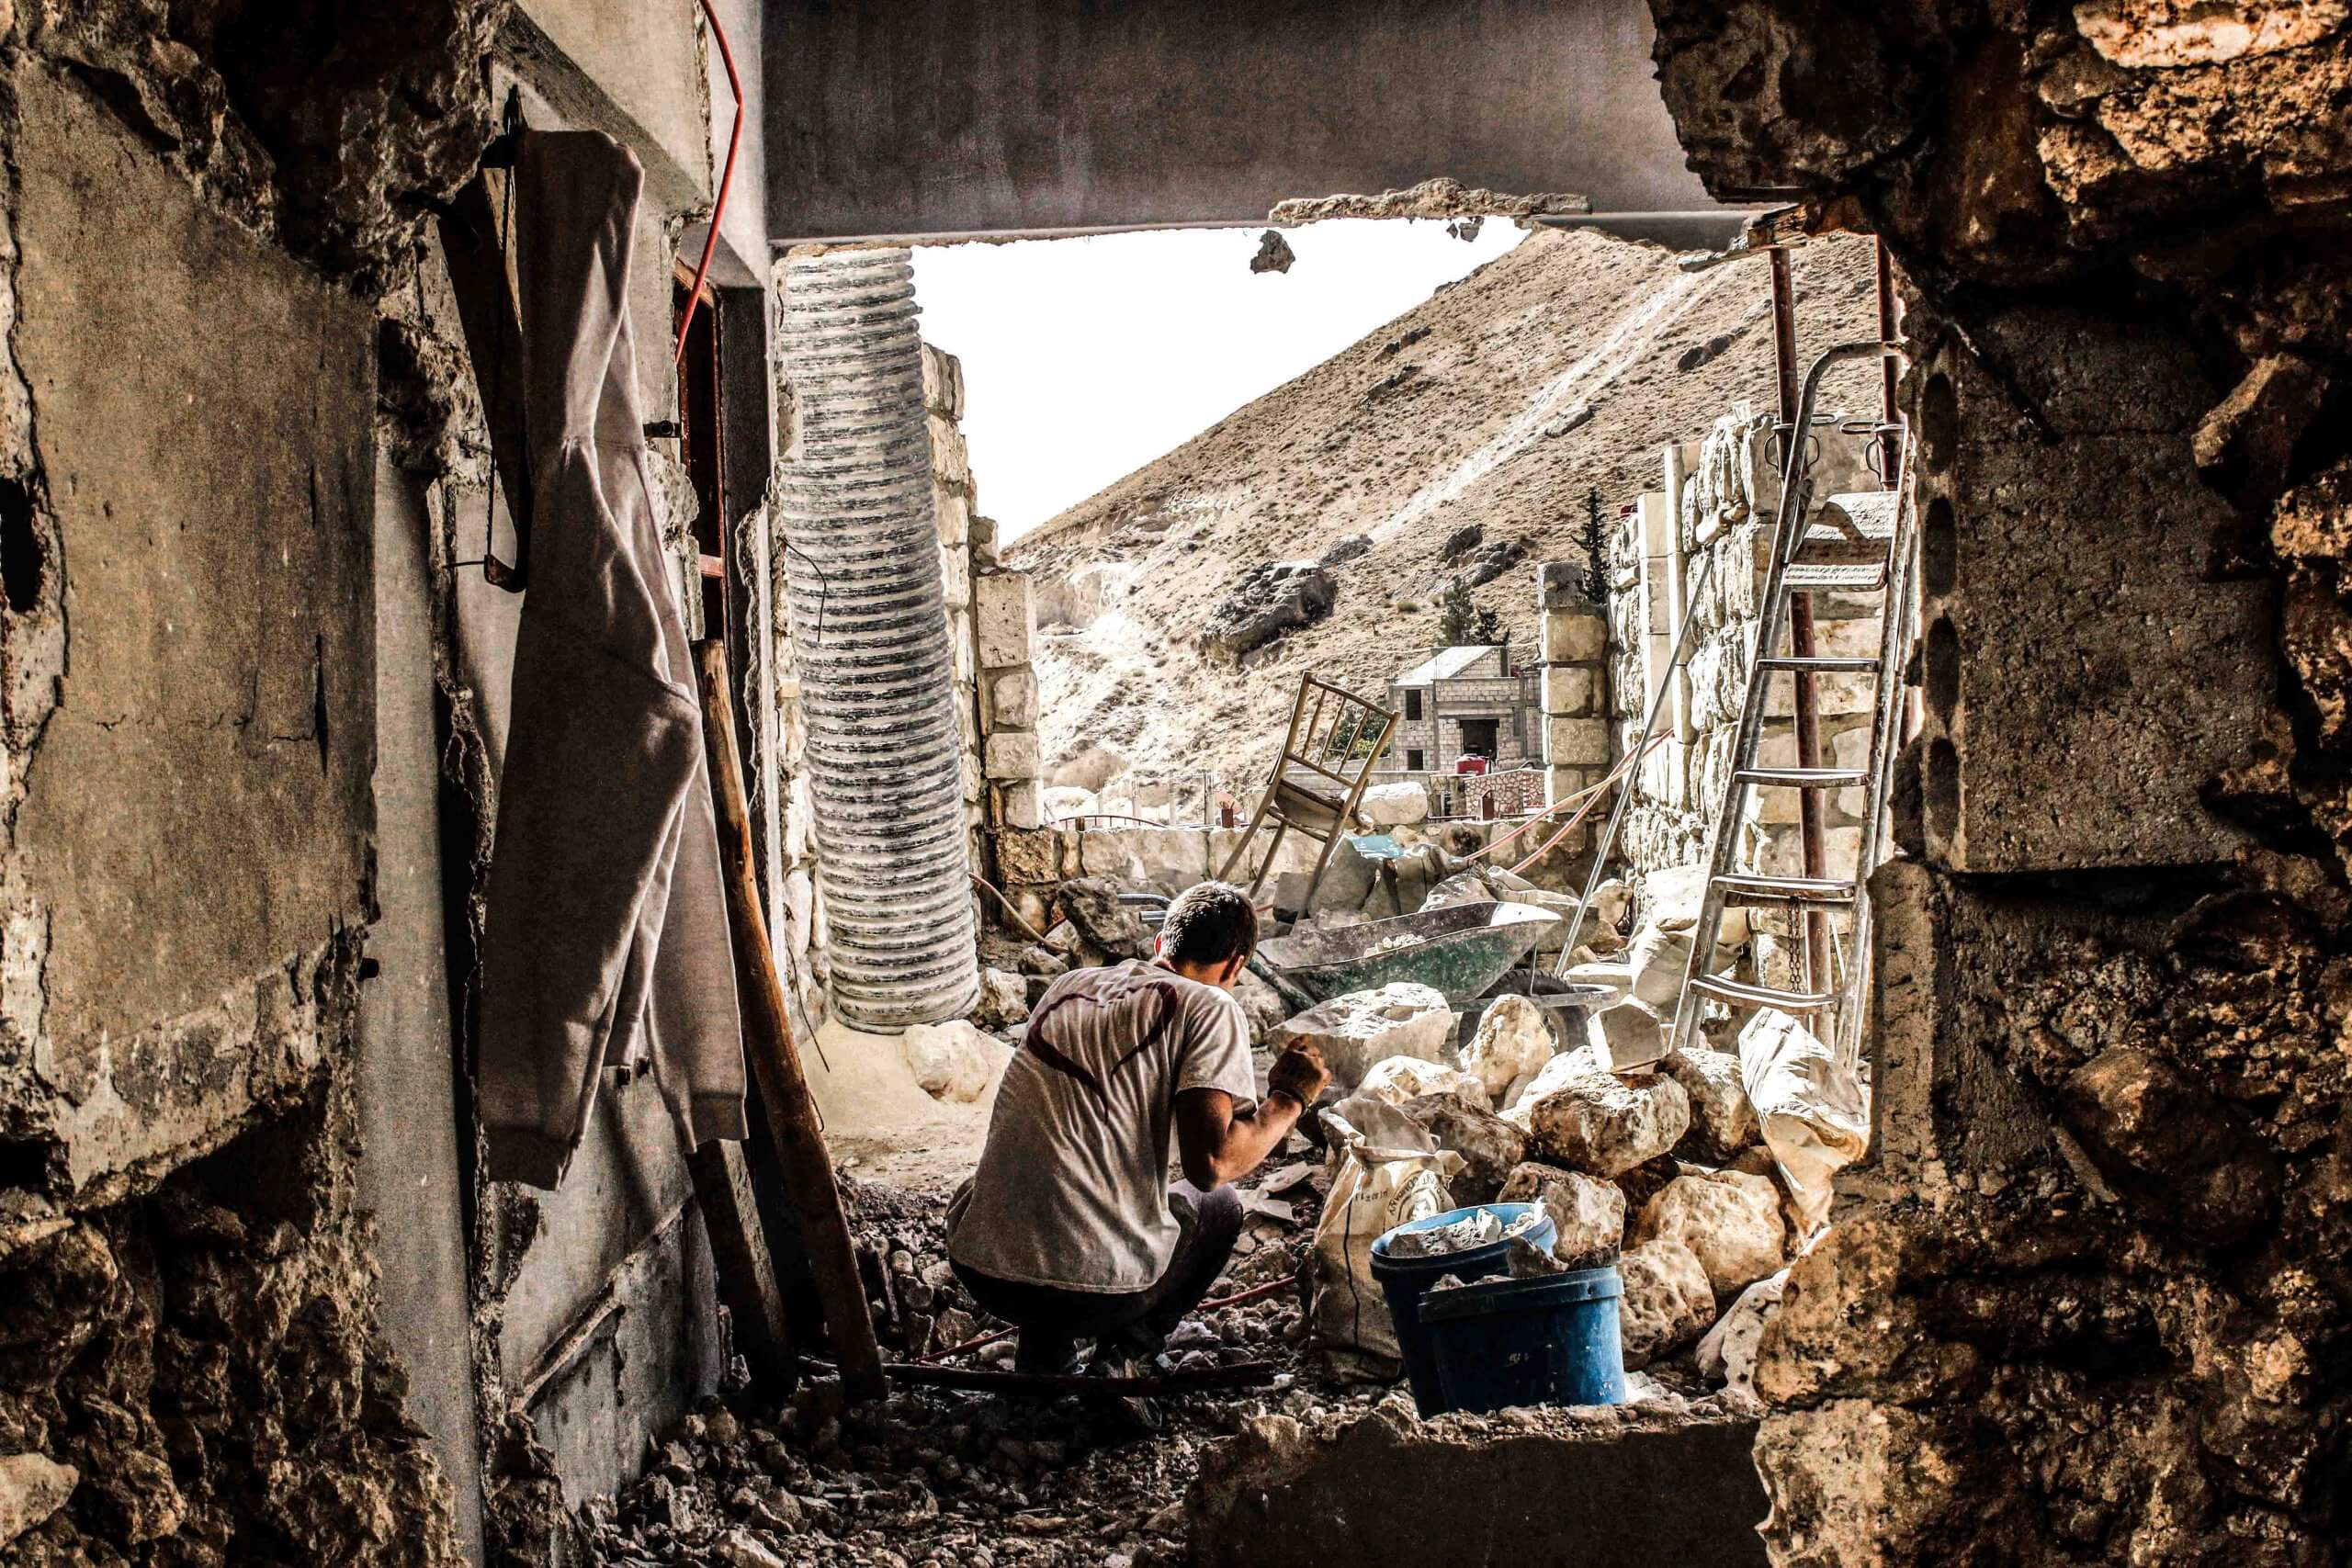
[1007,227,1883,790]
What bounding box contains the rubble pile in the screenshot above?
[583,1171,1392,1568]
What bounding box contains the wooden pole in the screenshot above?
[684,1138,794,1393]
[695,640,888,1404]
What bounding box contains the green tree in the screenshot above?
[1579,487,1611,606]
[1438,578,1502,646]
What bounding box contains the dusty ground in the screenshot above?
[579,1167,1368,1568]
[1006,226,1884,788]
[582,1165,1728,1568]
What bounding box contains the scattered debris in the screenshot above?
[1250,230,1296,275]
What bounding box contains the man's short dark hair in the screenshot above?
[1160,881,1259,969]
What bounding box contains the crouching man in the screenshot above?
[946,881,1329,1384]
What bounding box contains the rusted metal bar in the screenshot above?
[1876,239,1900,445]
[1770,247,1831,992]
[695,640,888,1404]
[884,1359,1279,1397]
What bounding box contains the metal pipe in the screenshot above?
[776,248,980,1029]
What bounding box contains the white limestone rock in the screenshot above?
[1593,998,1668,1072]
[1356,780,1431,828]
[971,966,1030,1031]
[1359,1055,1491,1112]
[1460,994,1555,1103]
[0,1453,77,1549]
[902,1019,1012,1103]
[1617,1237,1715,1370]
[1696,1269,1791,1391]
[1500,1043,1610,1121]
[1497,1161,1626,1269]
[1522,1068,1690,1179]
[1660,1045,1759,1161]
[1399,1090,1527,1205]
[1271,983,1453,1091]
[1634,1168,1790,1299]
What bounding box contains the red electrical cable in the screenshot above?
[675,0,742,367]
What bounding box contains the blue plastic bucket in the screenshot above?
[1368,1202,1556,1416]
[1419,1264,1628,1415]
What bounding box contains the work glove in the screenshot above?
[1266,1045,1330,1111]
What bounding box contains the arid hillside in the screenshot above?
[1006,226,1883,788]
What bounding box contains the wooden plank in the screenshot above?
[694,640,888,1404]
[685,1137,795,1394]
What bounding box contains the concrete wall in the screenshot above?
[0,53,462,1565]
[763,0,1717,241]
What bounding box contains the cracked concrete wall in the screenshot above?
[0,5,496,1553]
[1645,2,2352,1561]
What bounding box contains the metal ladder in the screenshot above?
[1667,338,1917,1071]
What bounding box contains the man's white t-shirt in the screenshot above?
[946,959,1258,1293]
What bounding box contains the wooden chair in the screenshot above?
[1216,674,1401,909]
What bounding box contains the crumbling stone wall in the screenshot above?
[1645,1,2352,1559]
[0,4,508,1560]
[1605,414,1884,991]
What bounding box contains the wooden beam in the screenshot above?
[685,1137,795,1393]
[695,640,888,1404]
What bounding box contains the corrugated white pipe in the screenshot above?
[777,248,978,1030]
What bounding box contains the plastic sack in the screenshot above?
[1737,1009,1869,1233]
[1308,1095,1463,1374]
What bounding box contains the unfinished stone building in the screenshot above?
[3,1,2347,1564]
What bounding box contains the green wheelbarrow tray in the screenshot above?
[1250,900,1561,1013]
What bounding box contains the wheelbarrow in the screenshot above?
[1120,893,1561,1014]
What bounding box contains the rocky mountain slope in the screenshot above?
[1005,226,1884,789]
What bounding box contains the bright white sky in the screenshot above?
[911,219,1529,541]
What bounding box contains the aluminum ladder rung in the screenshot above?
[1757,653,1879,674]
[1714,873,1858,909]
[1688,973,1838,1012]
[1735,766,1866,789]
[1783,561,1885,591]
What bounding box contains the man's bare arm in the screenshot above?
[1172,1045,1330,1189]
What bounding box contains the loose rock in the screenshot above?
[1357,1055,1492,1111]
[1399,1090,1527,1205]
[1497,1162,1626,1269]
[1634,1168,1789,1299]
[1522,1068,1690,1178]
[901,1020,1012,1103]
[1617,1238,1714,1369]
[1460,995,1556,1102]
[1659,1045,1758,1163]
[1272,983,1454,1090]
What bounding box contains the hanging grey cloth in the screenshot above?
[472,129,746,1189]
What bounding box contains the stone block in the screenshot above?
[1271,983,1454,1092]
[974,570,1035,669]
[927,412,970,486]
[939,540,971,610]
[921,342,965,419]
[949,606,977,686]
[1541,663,1596,716]
[985,665,1038,733]
[934,482,971,548]
[984,728,1039,781]
[1543,607,1608,663]
[1537,558,1590,611]
[1545,715,1611,767]
[993,827,1063,886]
